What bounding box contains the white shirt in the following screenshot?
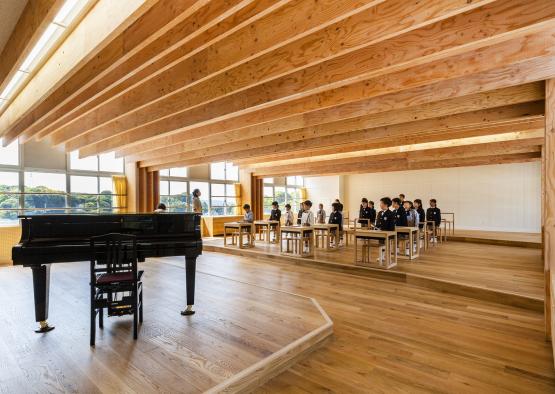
[301,210,314,226]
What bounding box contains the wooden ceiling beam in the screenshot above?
[127,100,544,163]
[0,0,64,98]
[25,0,283,142]
[50,0,387,145]
[250,140,543,175]
[237,122,544,168]
[77,29,555,157]
[55,0,537,149]
[119,82,544,158]
[0,0,207,144]
[248,152,541,177]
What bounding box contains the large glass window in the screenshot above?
[24,171,67,213]
[0,138,19,166]
[263,177,303,214]
[210,182,239,215]
[0,171,20,223]
[160,180,188,211]
[210,161,239,181]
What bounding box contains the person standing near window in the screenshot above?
[192,189,202,214]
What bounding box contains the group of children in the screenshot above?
[242,194,441,229]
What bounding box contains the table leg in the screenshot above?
[224,227,227,246]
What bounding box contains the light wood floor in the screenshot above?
[185,252,554,393]
[0,261,330,393]
[452,229,541,243]
[205,238,545,301]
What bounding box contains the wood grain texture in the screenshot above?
[0,262,331,393]
[191,252,555,393]
[545,78,555,361]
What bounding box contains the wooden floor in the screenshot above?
[205,237,545,302]
[179,252,553,393]
[450,230,542,248]
[0,261,331,393]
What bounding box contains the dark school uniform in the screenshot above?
[426,207,442,226]
[393,207,407,227]
[375,209,395,231]
[297,209,303,225]
[416,207,425,229]
[270,208,281,222]
[328,210,343,232]
[358,206,376,227]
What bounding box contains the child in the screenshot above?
[404,201,419,227]
[242,203,254,223]
[300,200,315,226]
[375,197,395,231]
[328,202,343,246]
[426,198,441,243]
[316,203,326,224]
[154,203,167,213]
[392,198,407,227]
[283,203,294,226]
[358,198,375,227]
[334,198,344,213]
[414,199,426,230]
[269,201,281,222]
[297,203,304,225]
[269,201,281,242]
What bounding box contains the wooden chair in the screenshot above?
[90,233,143,347]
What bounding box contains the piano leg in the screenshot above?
[181,256,196,316]
[31,264,55,333]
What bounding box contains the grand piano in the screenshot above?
[12,212,202,332]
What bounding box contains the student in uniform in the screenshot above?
[392,198,407,227]
[334,198,344,213]
[269,201,281,241]
[368,201,377,224]
[358,198,375,227]
[192,189,202,214]
[404,201,419,227]
[426,198,442,243]
[414,199,426,230]
[328,202,343,246]
[300,200,315,226]
[374,197,395,231]
[242,204,254,223]
[399,194,406,206]
[283,203,294,226]
[316,203,326,224]
[269,201,281,222]
[297,203,304,225]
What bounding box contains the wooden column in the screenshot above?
[545,80,555,353]
[138,167,160,212]
[250,174,263,220]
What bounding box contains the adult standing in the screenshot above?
[192,188,203,214]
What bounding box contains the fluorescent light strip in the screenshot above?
[0,0,91,106]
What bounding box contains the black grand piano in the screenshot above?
[12,212,202,332]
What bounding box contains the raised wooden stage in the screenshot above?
[449,229,542,248]
[205,235,544,311]
[0,261,331,393]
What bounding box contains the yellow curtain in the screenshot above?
[300,187,308,200]
[234,183,242,215]
[112,175,127,212]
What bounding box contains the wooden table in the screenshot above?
[280,226,314,257]
[353,230,397,269]
[313,224,339,250]
[395,226,420,260]
[223,222,254,248]
[351,218,372,229]
[253,220,280,243]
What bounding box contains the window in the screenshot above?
[263,176,303,213]
[210,161,239,181]
[0,171,20,224]
[70,150,97,171]
[24,171,67,213]
[0,138,19,166]
[99,152,124,173]
[160,180,188,211]
[210,182,239,215]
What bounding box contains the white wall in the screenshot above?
[308,162,540,232]
[305,175,342,213]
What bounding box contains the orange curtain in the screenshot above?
[234,183,242,215]
[112,175,127,212]
[138,167,160,212]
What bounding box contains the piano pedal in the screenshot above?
[35,320,55,333]
[180,305,195,316]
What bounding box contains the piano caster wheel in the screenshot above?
[35,320,55,333]
[180,305,195,316]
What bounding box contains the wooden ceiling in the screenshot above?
[1,0,554,177]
